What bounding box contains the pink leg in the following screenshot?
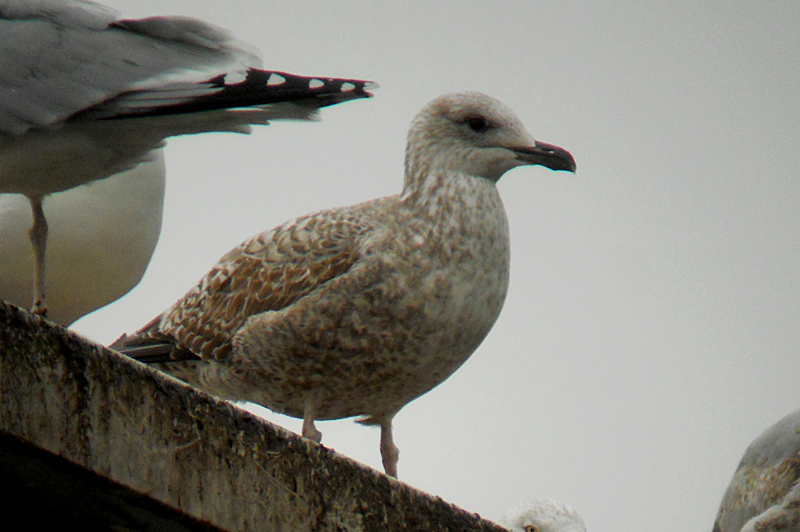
[380,420,399,478]
[27,196,48,316]
[302,403,322,442]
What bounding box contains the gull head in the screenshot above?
[500,499,587,532]
[405,92,576,186]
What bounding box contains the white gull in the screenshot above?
[0,0,374,317]
[112,91,576,477]
[500,499,587,532]
[713,408,800,532]
[0,149,165,326]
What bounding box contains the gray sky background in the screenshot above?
[70,1,799,530]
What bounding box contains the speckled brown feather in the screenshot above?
[714,409,800,532]
[155,209,372,362]
[114,92,576,477]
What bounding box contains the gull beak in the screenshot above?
[512,140,576,173]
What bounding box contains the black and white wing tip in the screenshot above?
[81,70,378,120]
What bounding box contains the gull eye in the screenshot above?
[465,116,490,133]
[524,525,538,532]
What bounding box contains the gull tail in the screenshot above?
[110,319,199,365]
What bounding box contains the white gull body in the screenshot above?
[0,149,165,326]
[500,499,587,532]
[713,408,800,532]
[0,0,373,317]
[113,92,576,477]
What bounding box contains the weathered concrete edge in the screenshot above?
[0,301,506,532]
[0,431,227,531]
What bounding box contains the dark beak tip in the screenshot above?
[566,156,577,173]
[554,151,577,173]
[518,141,576,173]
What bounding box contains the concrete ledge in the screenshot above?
[0,432,226,531]
[0,301,505,531]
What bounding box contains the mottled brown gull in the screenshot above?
[500,499,587,532]
[0,0,374,318]
[112,91,576,477]
[713,408,800,532]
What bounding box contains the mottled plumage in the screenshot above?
[0,0,373,316]
[713,409,800,532]
[113,92,576,477]
[501,499,587,532]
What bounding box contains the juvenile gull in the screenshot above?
[113,92,576,477]
[0,0,374,316]
[500,500,587,532]
[713,408,800,532]
[0,149,165,326]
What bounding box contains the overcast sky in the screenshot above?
[64,2,800,530]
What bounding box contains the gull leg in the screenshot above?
[28,195,48,316]
[302,402,322,442]
[380,420,399,478]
